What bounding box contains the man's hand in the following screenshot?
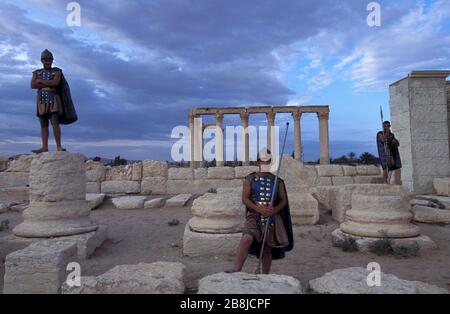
[257,205,274,217]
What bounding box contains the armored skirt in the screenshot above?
[36,89,63,117]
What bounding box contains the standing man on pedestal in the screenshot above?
[377,121,402,185]
[30,49,77,153]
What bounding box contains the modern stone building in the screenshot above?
[390,70,450,194]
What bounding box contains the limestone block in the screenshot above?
[86,193,105,210]
[112,196,147,209]
[309,267,447,294]
[0,156,9,171]
[166,194,192,207]
[208,167,235,179]
[317,177,332,186]
[62,262,186,294]
[168,168,194,180]
[0,202,9,213]
[353,176,384,184]
[141,177,167,195]
[433,178,450,196]
[0,172,29,188]
[144,198,165,209]
[288,193,319,225]
[194,168,208,179]
[6,155,33,172]
[166,180,196,194]
[331,228,436,253]
[9,203,28,212]
[235,166,259,179]
[131,162,143,181]
[3,240,78,294]
[183,225,241,257]
[198,272,302,294]
[86,181,101,194]
[189,193,246,233]
[62,224,108,259]
[412,205,450,224]
[0,187,29,202]
[356,165,382,176]
[85,165,106,182]
[101,180,140,194]
[316,165,343,177]
[332,176,354,186]
[342,166,357,176]
[142,160,168,178]
[105,165,132,181]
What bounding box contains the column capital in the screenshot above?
[215,111,224,123]
[292,110,302,120]
[189,112,196,121]
[266,111,276,124]
[240,110,249,121]
[317,111,329,120]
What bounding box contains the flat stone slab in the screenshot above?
[0,202,8,213]
[112,196,147,209]
[309,267,448,294]
[412,205,450,224]
[415,195,450,210]
[183,225,241,257]
[1,224,107,260]
[86,193,105,210]
[331,228,437,253]
[198,272,302,294]
[3,239,78,294]
[165,194,192,207]
[101,180,141,194]
[62,262,186,294]
[144,197,165,209]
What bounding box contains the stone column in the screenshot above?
[293,110,302,162]
[215,112,224,167]
[240,111,250,166]
[318,111,330,164]
[189,113,195,168]
[266,111,276,151]
[193,115,203,168]
[13,152,98,238]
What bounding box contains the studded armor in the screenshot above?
[250,174,277,226]
[36,69,57,107]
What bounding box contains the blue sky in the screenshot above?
[0,0,449,161]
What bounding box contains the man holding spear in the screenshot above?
[377,107,402,185]
[225,123,293,274]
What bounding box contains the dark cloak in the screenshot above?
[377,131,402,171]
[247,174,294,260]
[35,67,78,125]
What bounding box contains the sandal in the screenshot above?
[57,147,67,152]
[31,148,48,154]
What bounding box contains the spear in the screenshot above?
[255,122,289,274]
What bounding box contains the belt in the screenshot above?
[256,201,270,206]
[40,88,57,92]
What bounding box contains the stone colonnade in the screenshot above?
[188,106,330,168]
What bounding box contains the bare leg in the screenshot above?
[225,234,254,273]
[52,123,62,150]
[394,169,402,185]
[261,245,272,274]
[41,127,49,150]
[383,169,389,184]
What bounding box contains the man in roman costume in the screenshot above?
[225,148,294,274]
[30,49,77,153]
[377,121,402,185]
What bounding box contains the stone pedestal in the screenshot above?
[332,184,436,253]
[183,192,245,256]
[341,190,420,238]
[13,152,98,238]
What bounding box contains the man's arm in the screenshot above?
[31,72,46,89]
[39,70,61,88]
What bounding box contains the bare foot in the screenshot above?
[224,268,239,273]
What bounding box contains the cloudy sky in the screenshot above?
[0,0,449,162]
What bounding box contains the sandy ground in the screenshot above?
[1,197,450,293]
